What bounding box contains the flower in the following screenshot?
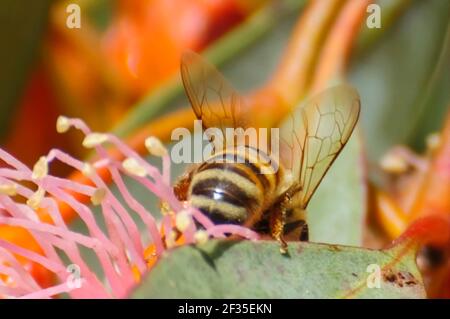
[0,116,258,298]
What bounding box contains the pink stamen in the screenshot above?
[18,282,74,299]
[207,225,260,240]
[0,117,258,298]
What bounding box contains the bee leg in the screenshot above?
[284,208,309,242]
[173,171,193,201]
[269,195,290,255]
[284,219,309,242]
[299,222,309,241]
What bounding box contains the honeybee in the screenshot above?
[174,51,360,253]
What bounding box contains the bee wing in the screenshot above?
[279,84,360,208]
[180,50,249,149]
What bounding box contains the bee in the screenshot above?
[174,51,360,253]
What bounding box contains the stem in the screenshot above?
[310,0,371,94]
[268,0,346,104]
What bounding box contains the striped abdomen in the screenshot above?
[188,146,281,226]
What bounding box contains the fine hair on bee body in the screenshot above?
[174,50,361,253]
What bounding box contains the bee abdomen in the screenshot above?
[188,162,264,224]
[191,178,258,210]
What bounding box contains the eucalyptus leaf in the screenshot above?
[132,240,425,299]
[308,132,366,246]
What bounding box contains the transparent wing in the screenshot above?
[180,51,249,147]
[279,84,360,208]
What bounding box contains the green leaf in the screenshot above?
[131,240,425,299]
[0,0,52,141]
[349,0,450,160]
[308,132,366,246]
[408,24,450,151]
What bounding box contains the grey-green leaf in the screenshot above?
[308,132,366,246]
[131,240,425,299]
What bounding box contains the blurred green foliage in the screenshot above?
[350,0,450,161]
[0,0,52,141]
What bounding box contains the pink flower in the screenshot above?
[0,116,258,298]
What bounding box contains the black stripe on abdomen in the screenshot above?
[191,177,259,210]
[201,153,272,190]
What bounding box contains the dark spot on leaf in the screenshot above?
[403,272,418,286]
[352,273,358,277]
[383,270,397,283]
[383,269,418,287]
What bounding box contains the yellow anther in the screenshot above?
[175,210,191,232]
[159,201,172,215]
[143,245,158,268]
[91,188,107,206]
[380,153,408,174]
[165,231,178,249]
[82,133,108,148]
[122,158,147,177]
[131,265,141,283]
[81,163,94,177]
[56,116,71,133]
[145,136,168,157]
[426,133,440,152]
[194,230,209,245]
[32,156,48,180]
[27,187,45,210]
[0,183,17,196]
